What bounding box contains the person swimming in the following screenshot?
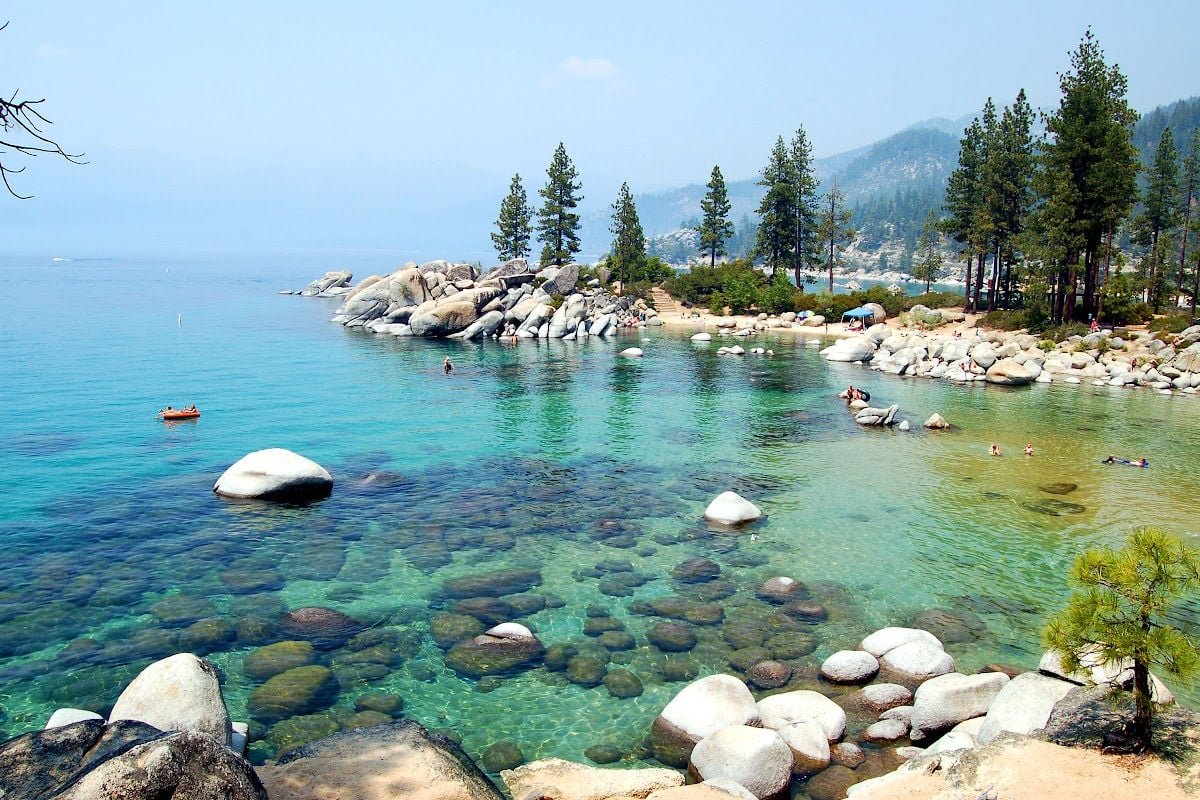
[1102,455,1149,467]
[990,443,1001,457]
[443,357,453,375]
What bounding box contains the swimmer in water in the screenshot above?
[443,357,453,375]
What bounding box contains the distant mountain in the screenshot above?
[627,97,1200,268]
[1133,97,1200,166]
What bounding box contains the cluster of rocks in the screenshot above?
[291,259,665,339]
[637,622,1180,800]
[823,319,1200,396]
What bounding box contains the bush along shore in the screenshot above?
[823,310,1200,394]
[286,259,664,339]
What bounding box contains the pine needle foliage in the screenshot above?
[1044,527,1200,752]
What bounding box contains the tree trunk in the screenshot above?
[1066,264,1078,321]
[1149,228,1161,311]
[964,248,973,309]
[1193,249,1199,317]
[974,253,985,313]
[988,244,1000,312]
[1132,659,1152,752]
[1177,206,1191,307]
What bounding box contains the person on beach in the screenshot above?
[443,357,453,375]
[1024,442,1034,456]
[990,443,1001,457]
[1090,316,1100,333]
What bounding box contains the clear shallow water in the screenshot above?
[1,253,1198,770]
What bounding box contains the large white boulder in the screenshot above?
[703,492,762,526]
[757,690,846,742]
[821,336,876,362]
[776,721,831,773]
[652,675,761,766]
[820,650,880,684]
[858,683,912,713]
[986,358,1036,386]
[620,347,644,358]
[692,332,713,342]
[108,653,232,745]
[689,726,792,800]
[861,627,943,658]
[909,672,1009,743]
[213,448,333,502]
[924,716,985,755]
[976,672,1076,744]
[1038,649,1175,705]
[880,640,955,683]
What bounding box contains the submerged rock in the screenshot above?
[247,665,339,724]
[213,449,333,502]
[280,607,364,651]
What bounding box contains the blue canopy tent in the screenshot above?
[840,306,876,328]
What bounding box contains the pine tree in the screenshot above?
[696,165,734,267]
[609,182,646,286]
[912,210,944,293]
[1044,528,1200,753]
[1038,30,1140,322]
[491,173,532,261]
[536,143,584,267]
[1138,128,1182,310]
[944,118,986,309]
[982,90,1036,309]
[817,183,855,293]
[1177,130,1199,310]
[753,136,797,272]
[790,127,821,288]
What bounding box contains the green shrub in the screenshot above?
[981,309,1031,331]
[907,291,964,310]
[1038,339,1056,351]
[1148,314,1189,334]
[708,292,726,315]
[1041,322,1087,342]
[758,270,798,314]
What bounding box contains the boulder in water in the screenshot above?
[280,607,364,650]
[214,449,332,502]
[688,725,792,800]
[703,491,762,526]
[651,674,761,767]
[107,653,232,746]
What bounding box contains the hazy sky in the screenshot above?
[2,1,1198,258]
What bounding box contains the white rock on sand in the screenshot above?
[977,671,1076,744]
[108,653,232,746]
[502,757,682,800]
[703,492,762,526]
[213,448,333,501]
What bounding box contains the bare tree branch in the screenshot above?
[0,21,85,198]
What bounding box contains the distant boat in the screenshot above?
[159,408,200,421]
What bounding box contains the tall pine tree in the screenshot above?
[696,165,734,266]
[753,136,797,273]
[491,173,532,261]
[790,126,821,289]
[1138,128,1181,310]
[944,118,987,309]
[982,90,1036,309]
[817,183,855,293]
[609,182,647,286]
[913,210,944,294]
[1037,30,1139,322]
[536,143,584,267]
[1180,130,1200,311]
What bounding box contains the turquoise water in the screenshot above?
[1,253,1198,770]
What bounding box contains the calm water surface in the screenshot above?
[1,253,1197,769]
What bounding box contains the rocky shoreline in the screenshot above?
[822,308,1200,396]
[287,259,665,339]
[5,620,1192,800]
